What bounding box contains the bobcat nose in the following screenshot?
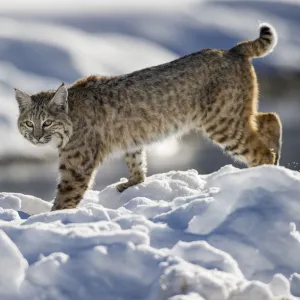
[33,136,42,143]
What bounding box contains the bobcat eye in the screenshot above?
[43,120,52,127]
[25,121,33,128]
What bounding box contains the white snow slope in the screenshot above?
[0,165,300,299]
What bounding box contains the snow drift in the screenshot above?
[0,165,299,299]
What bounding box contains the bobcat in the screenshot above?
[15,23,282,211]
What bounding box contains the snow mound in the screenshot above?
[0,165,299,299]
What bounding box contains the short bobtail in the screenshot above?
[229,23,277,58]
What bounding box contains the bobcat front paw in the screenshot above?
[116,181,131,193]
[51,203,62,211]
[51,201,78,211]
[116,179,145,193]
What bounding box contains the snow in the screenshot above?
[0,231,28,294]
[291,273,300,296]
[0,165,299,299]
[0,1,299,298]
[1,0,199,14]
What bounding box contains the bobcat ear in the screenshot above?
[14,88,31,111]
[49,83,68,112]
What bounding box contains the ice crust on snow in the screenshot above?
[0,165,299,299]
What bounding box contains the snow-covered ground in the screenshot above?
[1,165,300,299]
[1,4,300,296]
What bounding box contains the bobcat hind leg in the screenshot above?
[257,112,282,165]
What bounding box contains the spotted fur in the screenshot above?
[15,23,281,211]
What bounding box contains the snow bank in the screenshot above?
[0,165,299,299]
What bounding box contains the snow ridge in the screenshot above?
[0,165,300,299]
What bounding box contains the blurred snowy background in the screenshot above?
[0,0,299,201]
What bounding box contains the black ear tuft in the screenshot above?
[56,82,65,91]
